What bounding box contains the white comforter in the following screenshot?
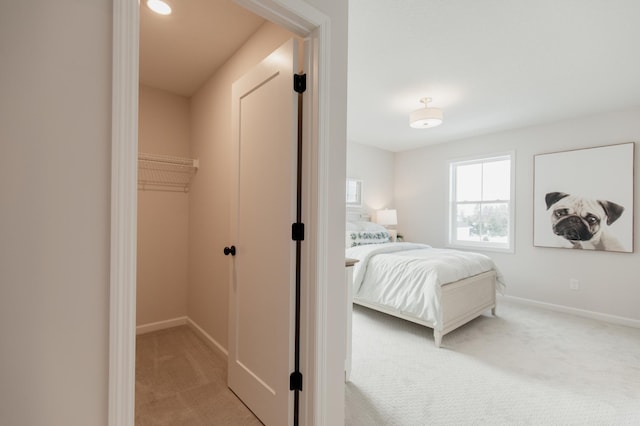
[345,242,505,326]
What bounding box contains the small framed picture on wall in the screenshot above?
[346,178,362,208]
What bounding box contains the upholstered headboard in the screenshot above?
[346,210,370,223]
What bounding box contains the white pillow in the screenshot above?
[345,230,390,248]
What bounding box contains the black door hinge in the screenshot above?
[290,371,303,391]
[294,73,307,93]
[292,222,305,241]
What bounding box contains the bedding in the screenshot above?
[346,241,505,336]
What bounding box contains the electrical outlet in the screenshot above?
[569,278,580,290]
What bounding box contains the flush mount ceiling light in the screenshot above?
[409,97,443,129]
[147,0,172,15]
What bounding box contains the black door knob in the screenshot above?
[224,246,236,256]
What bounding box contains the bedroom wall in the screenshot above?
[188,22,298,351]
[137,85,190,327]
[395,106,640,322]
[347,141,396,218]
[0,1,111,425]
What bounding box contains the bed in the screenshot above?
[346,220,505,347]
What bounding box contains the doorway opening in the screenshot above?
[135,3,300,425]
[110,1,337,425]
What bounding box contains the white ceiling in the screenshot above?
[140,0,640,152]
[348,0,640,152]
[139,0,265,96]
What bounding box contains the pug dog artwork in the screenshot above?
[545,192,625,251]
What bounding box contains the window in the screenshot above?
[448,153,514,252]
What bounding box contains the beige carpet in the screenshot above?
[346,298,640,425]
[135,325,262,426]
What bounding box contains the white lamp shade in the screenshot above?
[376,209,397,226]
[409,97,443,128]
[409,107,443,128]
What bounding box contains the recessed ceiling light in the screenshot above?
[147,0,172,15]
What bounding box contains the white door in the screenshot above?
[228,39,298,426]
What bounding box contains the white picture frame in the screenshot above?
[346,178,362,207]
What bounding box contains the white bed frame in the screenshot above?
[352,270,497,348]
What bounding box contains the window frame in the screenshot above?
[447,151,515,253]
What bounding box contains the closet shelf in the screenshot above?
[138,152,199,192]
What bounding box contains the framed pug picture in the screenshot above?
[533,142,635,253]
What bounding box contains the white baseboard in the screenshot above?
[187,318,228,357]
[500,295,640,328]
[136,316,188,335]
[136,316,229,358]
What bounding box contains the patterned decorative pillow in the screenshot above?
[346,231,390,247]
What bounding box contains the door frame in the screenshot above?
[109,0,333,425]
